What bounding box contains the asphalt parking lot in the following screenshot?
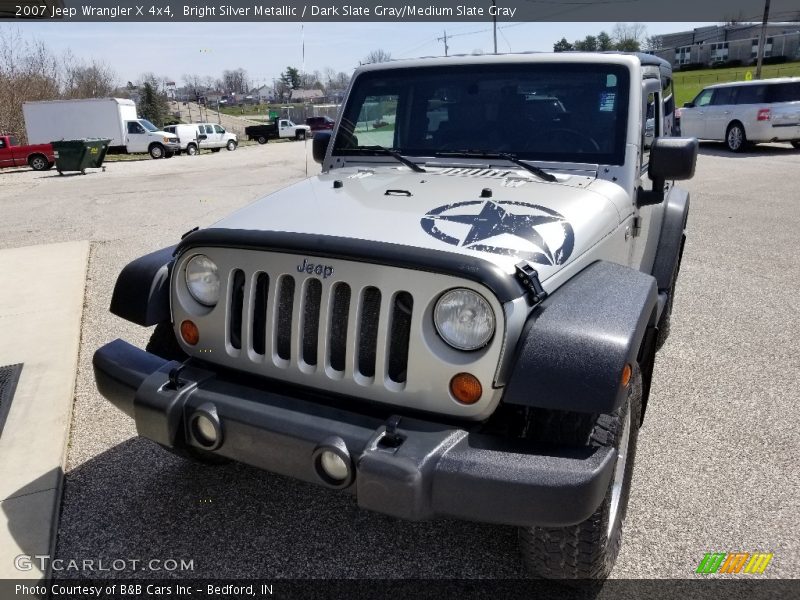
[1,141,798,579]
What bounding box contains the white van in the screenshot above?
[678,77,800,152]
[163,123,238,155]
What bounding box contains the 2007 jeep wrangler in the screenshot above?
[94,52,697,578]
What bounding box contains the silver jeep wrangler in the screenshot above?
[95,52,697,578]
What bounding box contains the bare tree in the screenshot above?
[643,35,664,52]
[222,68,249,94]
[182,73,204,99]
[363,49,392,64]
[62,50,117,98]
[612,23,647,52]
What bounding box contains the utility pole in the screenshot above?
[492,0,497,53]
[437,30,450,56]
[755,0,771,79]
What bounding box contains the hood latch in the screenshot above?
[514,261,547,307]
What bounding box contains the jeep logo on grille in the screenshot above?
[297,258,335,279]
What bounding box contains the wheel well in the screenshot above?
[187,142,197,148]
[28,153,47,164]
[727,120,744,133]
[148,142,164,150]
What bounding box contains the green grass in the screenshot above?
[673,61,800,106]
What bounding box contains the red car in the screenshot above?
[305,116,335,134]
[0,134,55,171]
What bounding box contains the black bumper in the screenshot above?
[94,339,616,528]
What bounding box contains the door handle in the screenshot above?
[723,111,731,115]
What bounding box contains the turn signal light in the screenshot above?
[450,373,482,405]
[621,363,632,388]
[757,108,771,121]
[180,320,200,345]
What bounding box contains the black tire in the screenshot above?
[257,136,268,144]
[519,364,643,579]
[28,154,50,171]
[725,122,746,152]
[149,143,165,159]
[226,139,237,151]
[295,130,306,141]
[186,143,198,156]
[791,141,800,149]
[145,322,188,362]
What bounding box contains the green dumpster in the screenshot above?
[51,139,111,175]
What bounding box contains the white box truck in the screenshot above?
[23,98,180,159]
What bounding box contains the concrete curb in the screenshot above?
[0,241,90,580]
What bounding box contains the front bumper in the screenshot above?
[94,339,616,528]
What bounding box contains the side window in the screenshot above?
[642,92,657,172]
[197,126,205,137]
[0,138,6,149]
[711,87,734,106]
[9,136,19,146]
[127,122,144,134]
[214,125,224,133]
[204,125,214,134]
[694,89,713,107]
[735,85,766,105]
[766,83,800,103]
[280,120,289,127]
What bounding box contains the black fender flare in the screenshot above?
[109,246,175,326]
[502,261,658,415]
[652,187,690,293]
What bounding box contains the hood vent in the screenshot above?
[437,167,512,178]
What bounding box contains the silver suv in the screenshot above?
[94,53,697,579]
[678,77,800,151]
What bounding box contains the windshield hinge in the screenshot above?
[514,261,547,306]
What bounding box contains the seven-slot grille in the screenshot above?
[225,269,414,386]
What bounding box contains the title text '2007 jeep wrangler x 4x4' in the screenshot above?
[94,52,697,578]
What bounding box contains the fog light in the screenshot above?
[312,437,353,488]
[320,451,349,481]
[450,373,482,405]
[189,404,222,450]
[180,320,199,345]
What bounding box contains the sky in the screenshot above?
[6,21,714,88]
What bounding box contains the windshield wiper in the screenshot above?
[361,145,426,173]
[435,151,556,183]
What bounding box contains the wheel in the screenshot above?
[211,147,221,153]
[725,122,746,152]
[519,364,643,579]
[226,139,237,151]
[296,130,306,141]
[146,322,188,362]
[28,154,49,171]
[186,144,198,156]
[257,136,268,144]
[791,141,800,149]
[149,144,165,159]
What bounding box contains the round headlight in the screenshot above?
[434,289,495,351]
[185,254,220,306]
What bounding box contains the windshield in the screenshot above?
[333,63,630,165]
[139,119,159,132]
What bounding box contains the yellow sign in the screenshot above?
[745,71,753,81]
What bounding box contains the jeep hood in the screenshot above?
[212,166,623,281]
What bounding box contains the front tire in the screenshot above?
[226,139,237,151]
[296,130,306,141]
[519,364,643,579]
[149,143,165,159]
[726,122,746,152]
[186,143,198,156]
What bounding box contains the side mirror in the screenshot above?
[312,131,332,164]
[683,102,695,108]
[638,137,698,207]
[198,134,207,141]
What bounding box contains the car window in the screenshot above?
[735,85,766,105]
[711,87,734,106]
[0,138,5,149]
[766,82,800,103]
[693,89,714,107]
[214,125,224,133]
[127,122,144,134]
[197,126,205,136]
[205,125,214,134]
